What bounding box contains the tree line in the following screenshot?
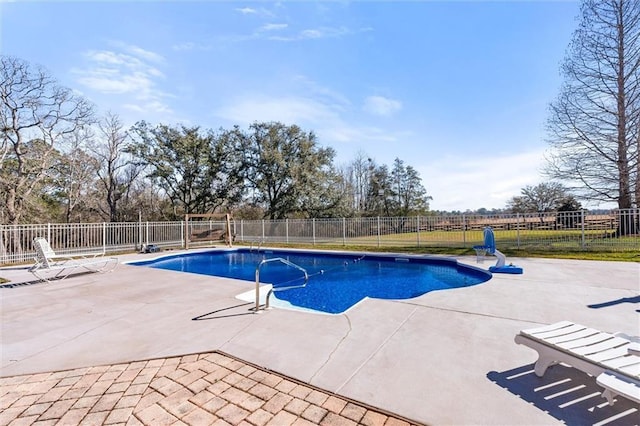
[0,56,432,225]
[2,0,639,228]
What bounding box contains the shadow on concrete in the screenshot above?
[192,302,254,320]
[588,295,640,310]
[0,271,101,289]
[487,364,639,425]
[0,266,31,271]
[0,280,45,289]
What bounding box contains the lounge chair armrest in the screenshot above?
[614,332,640,344]
[77,252,106,259]
[614,332,640,354]
[49,252,105,261]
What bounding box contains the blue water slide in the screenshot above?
[473,227,523,274]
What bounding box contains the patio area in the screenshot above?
[1,250,638,425]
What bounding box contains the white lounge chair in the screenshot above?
[29,237,118,282]
[515,321,640,405]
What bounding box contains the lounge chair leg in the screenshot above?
[534,355,555,377]
[601,389,616,405]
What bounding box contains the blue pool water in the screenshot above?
[131,249,491,314]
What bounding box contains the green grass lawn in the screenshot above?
[240,227,639,262]
[236,241,639,262]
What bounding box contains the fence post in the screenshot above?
[462,215,467,247]
[138,214,142,251]
[286,219,289,244]
[184,216,189,250]
[342,217,346,246]
[145,222,149,247]
[312,218,316,246]
[47,223,51,243]
[240,220,244,242]
[377,217,381,248]
[102,222,106,253]
[261,220,265,241]
[581,210,586,249]
[416,216,421,247]
[0,225,4,264]
[517,213,521,249]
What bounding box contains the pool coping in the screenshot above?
[126,247,492,316]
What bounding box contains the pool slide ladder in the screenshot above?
[254,257,308,312]
[249,238,266,252]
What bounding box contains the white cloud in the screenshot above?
[417,150,546,211]
[300,29,324,39]
[73,43,172,115]
[235,6,275,18]
[214,96,337,126]
[119,44,164,63]
[228,3,370,44]
[77,72,151,94]
[171,42,212,52]
[236,7,257,14]
[212,94,412,172]
[259,23,288,31]
[290,74,351,110]
[322,124,399,146]
[210,77,416,164]
[363,95,402,116]
[172,42,196,51]
[86,51,129,66]
[267,26,369,42]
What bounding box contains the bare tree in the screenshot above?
[635,114,640,206]
[0,56,94,224]
[91,113,143,222]
[51,127,100,222]
[365,163,392,217]
[345,152,374,214]
[546,0,640,212]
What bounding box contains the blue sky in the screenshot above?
[2,1,585,211]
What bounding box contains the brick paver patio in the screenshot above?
[0,351,420,426]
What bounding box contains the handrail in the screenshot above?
[249,238,266,252]
[254,257,308,312]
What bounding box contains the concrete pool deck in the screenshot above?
[0,250,638,425]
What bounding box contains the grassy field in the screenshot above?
[340,229,637,250]
[256,244,640,262]
[237,228,639,262]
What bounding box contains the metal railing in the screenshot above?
[1,209,639,265]
[254,257,309,312]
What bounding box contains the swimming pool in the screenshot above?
[131,249,491,314]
